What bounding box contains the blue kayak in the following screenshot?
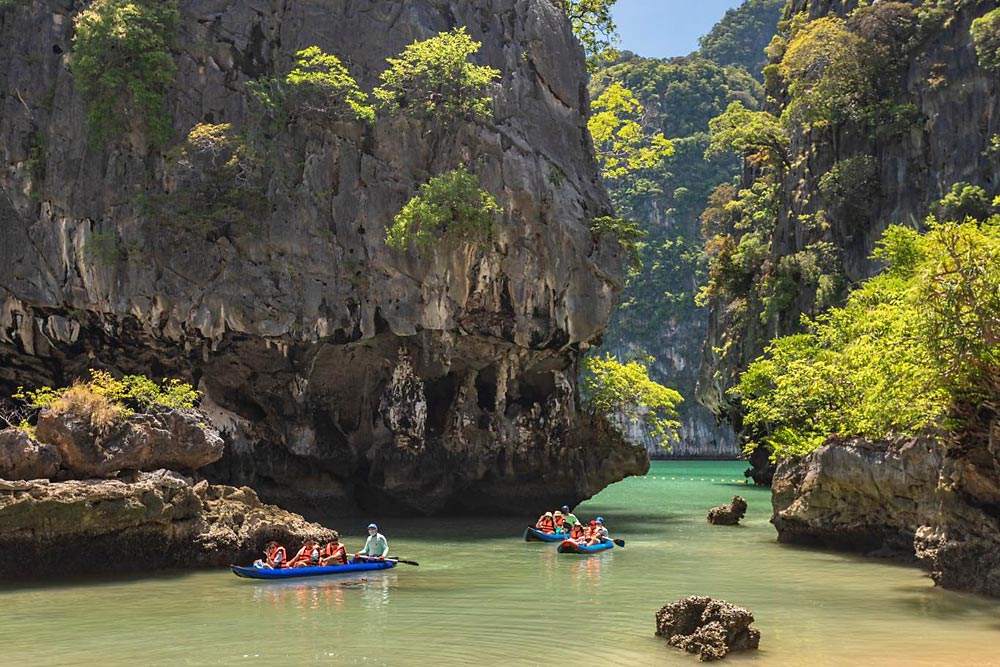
[556,539,615,554]
[231,560,397,580]
[524,527,571,542]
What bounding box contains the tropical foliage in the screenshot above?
[385,169,500,252]
[580,353,683,446]
[70,0,179,144]
[588,81,674,183]
[697,0,785,77]
[374,28,500,122]
[560,0,620,69]
[285,47,374,123]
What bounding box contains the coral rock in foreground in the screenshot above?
[655,596,760,662]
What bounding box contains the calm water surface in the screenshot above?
[2,461,999,666]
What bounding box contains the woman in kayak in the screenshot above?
[534,511,556,533]
[288,538,321,568]
[254,541,286,569]
[569,521,586,541]
[320,532,349,566]
[553,510,567,534]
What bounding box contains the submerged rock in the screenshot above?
[0,428,61,480]
[707,496,747,525]
[34,407,225,479]
[655,596,760,662]
[0,470,334,578]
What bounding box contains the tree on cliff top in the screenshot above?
[560,0,621,69]
[581,353,683,447]
[374,28,500,123]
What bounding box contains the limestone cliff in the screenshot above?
[0,0,646,515]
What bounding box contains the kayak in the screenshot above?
[524,527,571,542]
[556,539,615,554]
[230,560,397,580]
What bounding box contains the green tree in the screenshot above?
[560,0,620,69]
[70,0,179,144]
[706,100,789,169]
[931,182,994,222]
[581,353,683,446]
[698,0,785,77]
[971,8,1000,72]
[374,28,500,123]
[588,81,674,183]
[285,47,374,124]
[386,169,500,253]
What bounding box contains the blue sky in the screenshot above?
[612,0,746,59]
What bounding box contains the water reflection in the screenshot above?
[250,574,397,612]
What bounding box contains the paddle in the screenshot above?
[354,555,420,566]
[612,539,625,547]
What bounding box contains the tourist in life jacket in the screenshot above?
[585,518,609,547]
[289,538,321,568]
[320,532,349,566]
[354,523,389,561]
[553,510,567,534]
[594,517,610,541]
[569,522,586,542]
[255,541,286,569]
[535,511,556,533]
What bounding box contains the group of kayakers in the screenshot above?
[256,523,389,569]
[534,505,611,546]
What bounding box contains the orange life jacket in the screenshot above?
[536,516,555,533]
[289,544,318,566]
[554,516,565,529]
[267,545,287,567]
[570,524,585,539]
[323,543,348,565]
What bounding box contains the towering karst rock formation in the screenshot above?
[0,0,647,515]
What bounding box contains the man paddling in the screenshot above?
[354,523,389,561]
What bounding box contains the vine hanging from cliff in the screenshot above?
[70,0,180,145]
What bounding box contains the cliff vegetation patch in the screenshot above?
[70,0,179,145]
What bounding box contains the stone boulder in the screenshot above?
[0,428,61,480]
[35,408,224,478]
[655,596,760,662]
[0,470,336,577]
[707,496,747,525]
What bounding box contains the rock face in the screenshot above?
[773,429,1000,597]
[0,0,646,514]
[707,496,747,526]
[34,408,225,478]
[0,470,335,578]
[772,437,943,554]
[655,596,761,662]
[0,428,61,480]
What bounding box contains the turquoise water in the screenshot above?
[1,461,998,665]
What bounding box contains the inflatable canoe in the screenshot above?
[231,560,397,580]
[524,527,571,542]
[556,539,614,554]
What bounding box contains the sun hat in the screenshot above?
[554,510,563,517]
[544,511,553,517]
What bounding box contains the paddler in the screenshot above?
[534,511,556,533]
[354,523,389,561]
[583,520,603,546]
[289,538,321,568]
[560,505,579,527]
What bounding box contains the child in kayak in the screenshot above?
[320,532,349,566]
[288,539,321,568]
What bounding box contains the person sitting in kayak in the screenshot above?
[553,510,567,534]
[254,541,286,569]
[568,522,586,541]
[584,518,610,547]
[288,538,321,568]
[354,523,389,561]
[534,511,556,533]
[560,505,579,527]
[320,532,348,566]
[594,517,610,542]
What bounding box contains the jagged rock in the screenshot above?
[708,496,747,525]
[0,428,61,480]
[655,596,760,662]
[0,0,643,515]
[34,407,224,479]
[0,470,335,577]
[771,437,942,555]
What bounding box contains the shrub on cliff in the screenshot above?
[560,0,620,69]
[588,81,674,184]
[580,353,683,447]
[971,8,1000,72]
[374,28,500,123]
[734,215,1000,462]
[385,168,500,253]
[70,0,179,144]
[13,369,200,430]
[285,47,375,124]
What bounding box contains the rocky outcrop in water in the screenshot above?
[0,470,334,578]
[0,0,646,515]
[655,596,760,662]
[707,496,747,526]
[773,429,1000,598]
